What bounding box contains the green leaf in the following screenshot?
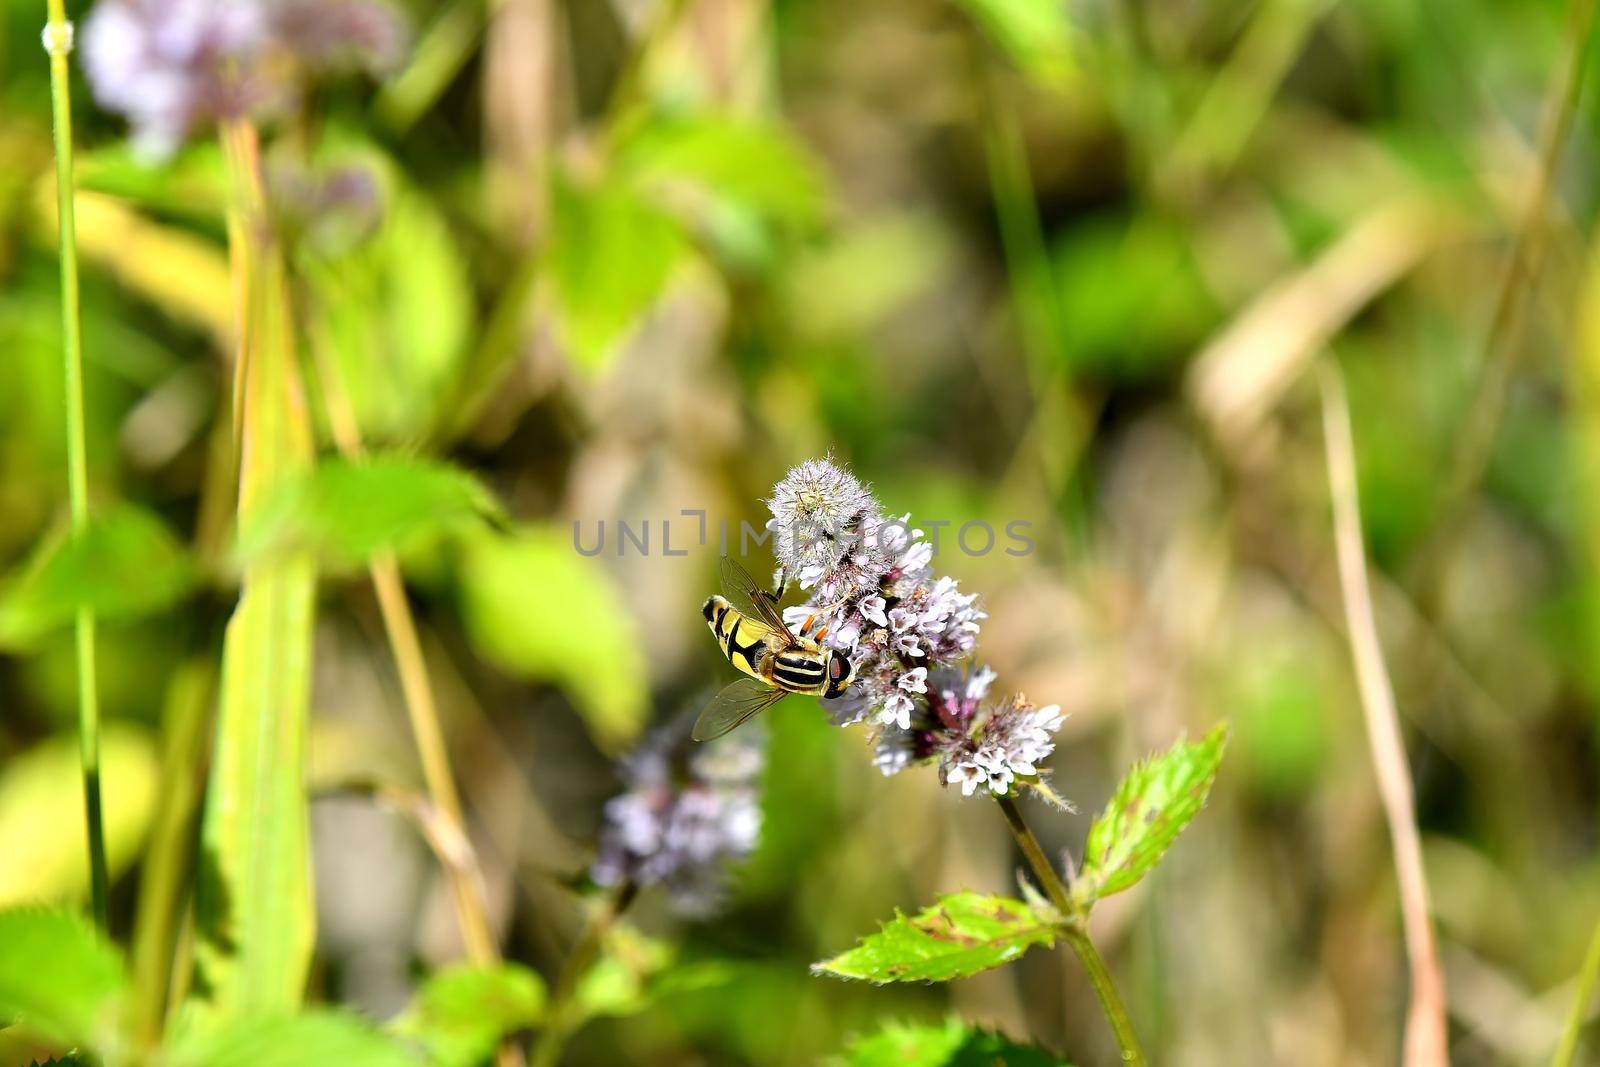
[306,181,473,441]
[1075,724,1229,904]
[391,964,545,1067]
[571,924,731,1027]
[235,456,502,573]
[0,726,159,906]
[812,892,1059,983]
[619,113,827,228]
[0,505,199,648]
[843,1018,1071,1067]
[0,907,125,1050]
[457,526,649,751]
[546,170,688,371]
[74,141,227,222]
[952,0,1075,86]
[167,1011,420,1067]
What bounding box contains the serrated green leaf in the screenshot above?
[235,456,501,573]
[619,113,827,227]
[391,964,545,1067]
[1076,724,1228,904]
[0,505,198,648]
[952,0,1075,86]
[842,1017,1071,1067]
[0,726,158,906]
[457,526,648,751]
[813,892,1058,983]
[547,170,688,371]
[0,907,125,1051]
[167,1011,421,1067]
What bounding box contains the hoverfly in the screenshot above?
[694,556,856,741]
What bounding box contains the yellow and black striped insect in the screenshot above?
[695,556,856,741]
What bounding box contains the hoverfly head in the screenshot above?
[822,648,855,698]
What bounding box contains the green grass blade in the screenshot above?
[192,122,319,1019]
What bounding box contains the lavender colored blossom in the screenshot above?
[591,715,765,915]
[82,0,405,158]
[766,456,1065,799]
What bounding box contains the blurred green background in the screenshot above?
[2,0,1599,1063]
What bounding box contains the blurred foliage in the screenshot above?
[0,726,156,906]
[389,964,546,1067]
[2,0,1600,1061]
[840,1017,1070,1067]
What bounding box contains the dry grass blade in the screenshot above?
[1189,197,1462,457]
[1320,364,1449,1067]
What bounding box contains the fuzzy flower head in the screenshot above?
[767,456,879,582]
[83,0,405,159]
[591,715,765,915]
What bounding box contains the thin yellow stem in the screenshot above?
[44,0,109,933]
[308,326,513,1061]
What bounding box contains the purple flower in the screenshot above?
[82,0,405,158]
[765,457,1065,800]
[591,715,765,915]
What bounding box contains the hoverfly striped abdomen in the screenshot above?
[704,594,771,679]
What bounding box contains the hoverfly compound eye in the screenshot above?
[829,653,845,681]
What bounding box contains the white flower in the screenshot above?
[860,595,888,627]
[898,539,934,575]
[881,691,915,730]
[948,762,984,796]
[898,667,928,694]
[966,665,997,701]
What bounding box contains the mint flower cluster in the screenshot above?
[82,0,404,157]
[591,717,765,915]
[765,457,1063,797]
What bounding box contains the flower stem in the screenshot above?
[1551,916,1600,1067]
[995,794,1146,1066]
[530,880,639,1067]
[44,0,109,934]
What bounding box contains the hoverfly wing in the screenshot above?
[693,676,788,742]
[719,555,795,643]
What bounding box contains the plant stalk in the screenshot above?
[44,0,110,933]
[995,795,1146,1066]
[529,880,639,1067]
[308,335,502,970]
[1551,916,1600,1067]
